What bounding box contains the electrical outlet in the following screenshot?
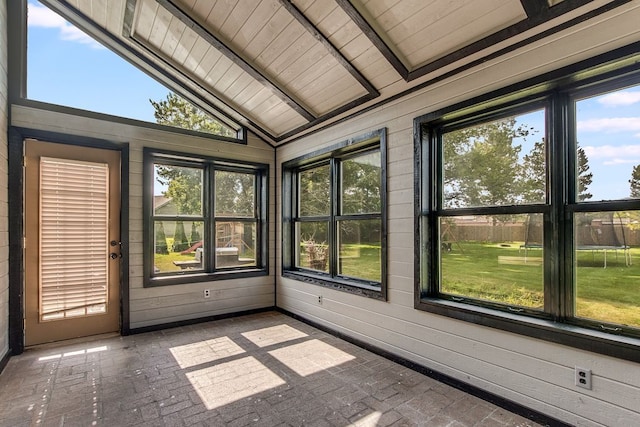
[318,295,323,304]
[204,289,211,298]
[575,366,592,390]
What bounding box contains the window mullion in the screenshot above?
[205,165,214,271]
[330,158,339,278]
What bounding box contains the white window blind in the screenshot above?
[39,157,109,321]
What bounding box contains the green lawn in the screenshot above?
[441,242,640,327]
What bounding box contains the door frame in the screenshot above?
[8,127,130,355]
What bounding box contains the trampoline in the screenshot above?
[520,213,631,268]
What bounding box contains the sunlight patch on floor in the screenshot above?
[169,336,245,369]
[241,323,308,347]
[186,356,285,410]
[37,345,108,361]
[268,339,355,377]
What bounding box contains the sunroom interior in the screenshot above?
[1,0,640,425]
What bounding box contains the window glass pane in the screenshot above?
[299,165,330,217]
[27,2,237,137]
[575,84,640,202]
[215,171,255,217]
[574,211,638,327]
[341,151,381,215]
[442,109,546,208]
[440,214,544,309]
[339,219,381,283]
[296,221,329,272]
[154,220,204,274]
[154,164,203,216]
[215,221,257,268]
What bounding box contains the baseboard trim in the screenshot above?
[128,307,275,335]
[0,349,11,375]
[277,307,570,427]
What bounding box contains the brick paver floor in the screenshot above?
[0,311,541,426]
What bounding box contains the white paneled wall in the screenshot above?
[10,106,276,330]
[0,0,9,361]
[276,4,640,426]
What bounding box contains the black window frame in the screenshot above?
[282,129,387,300]
[415,61,640,363]
[144,148,268,287]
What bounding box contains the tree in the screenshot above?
[150,93,236,138]
[341,152,381,214]
[630,164,640,198]
[444,118,529,209]
[172,221,189,252]
[520,139,546,203]
[155,165,202,216]
[577,146,593,201]
[155,222,168,254]
[215,171,255,216]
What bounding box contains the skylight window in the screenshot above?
[26,1,237,138]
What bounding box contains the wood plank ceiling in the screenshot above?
[42,0,629,145]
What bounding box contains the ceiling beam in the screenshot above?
[157,0,317,122]
[334,0,409,81]
[520,0,548,17]
[279,0,379,98]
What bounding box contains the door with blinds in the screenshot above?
[24,139,121,346]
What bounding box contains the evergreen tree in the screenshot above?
[577,146,593,201]
[155,222,168,254]
[172,221,190,252]
[520,139,546,204]
[630,164,640,198]
[190,222,202,246]
[150,93,236,137]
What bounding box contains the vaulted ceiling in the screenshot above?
[41,0,630,145]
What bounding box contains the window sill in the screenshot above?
[416,297,640,363]
[283,270,385,300]
[145,268,267,287]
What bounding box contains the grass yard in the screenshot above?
[339,244,381,283]
[441,242,640,328]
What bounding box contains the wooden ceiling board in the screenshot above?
[231,0,281,50]
[268,32,319,81]
[105,0,126,35]
[254,18,306,70]
[231,79,265,107]
[309,2,348,37]
[160,15,186,58]
[399,1,526,68]
[359,0,403,19]
[309,74,369,115]
[199,48,229,85]
[260,105,308,134]
[171,21,199,65]
[132,0,157,40]
[240,7,295,65]
[219,1,261,44]
[146,3,173,49]
[274,42,329,87]
[375,0,432,33]
[190,0,215,21]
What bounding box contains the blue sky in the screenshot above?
[26,2,640,202]
[27,1,168,123]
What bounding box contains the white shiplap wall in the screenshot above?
[9,106,276,330]
[0,0,9,361]
[276,4,640,426]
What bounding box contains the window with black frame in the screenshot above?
[145,149,267,286]
[283,129,386,299]
[416,71,640,360]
